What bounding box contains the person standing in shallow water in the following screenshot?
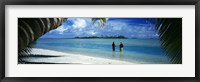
[112,41,116,51]
[120,42,124,52]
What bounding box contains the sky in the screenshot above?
[40,18,159,39]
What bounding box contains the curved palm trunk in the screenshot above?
[18,18,67,63]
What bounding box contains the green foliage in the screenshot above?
[18,18,67,63]
[92,18,107,28]
[154,18,182,64]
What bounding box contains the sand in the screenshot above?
[21,48,138,64]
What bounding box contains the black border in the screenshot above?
[0,0,200,82]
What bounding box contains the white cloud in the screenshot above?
[54,25,68,34]
[105,21,127,31]
[72,18,87,28]
[87,31,97,35]
[113,27,122,30]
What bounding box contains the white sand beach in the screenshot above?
[21,48,138,64]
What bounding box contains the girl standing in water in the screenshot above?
[120,42,124,52]
[112,41,116,51]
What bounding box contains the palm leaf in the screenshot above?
[92,18,107,28]
[154,18,182,64]
[18,18,67,63]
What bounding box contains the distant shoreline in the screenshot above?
[39,38,159,39]
[74,36,127,39]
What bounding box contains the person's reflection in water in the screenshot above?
[112,51,116,57]
[120,51,123,57]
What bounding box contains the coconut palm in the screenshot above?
[18,18,103,63]
[18,18,182,64]
[18,18,67,63]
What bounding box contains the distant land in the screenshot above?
[74,35,127,39]
[40,35,159,39]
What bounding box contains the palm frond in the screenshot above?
[18,18,67,63]
[92,18,107,28]
[154,18,182,64]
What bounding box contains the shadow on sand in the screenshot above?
[19,54,80,64]
[19,54,61,58]
[21,61,80,64]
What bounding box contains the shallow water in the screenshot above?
[33,38,170,64]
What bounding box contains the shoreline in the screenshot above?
[21,48,138,64]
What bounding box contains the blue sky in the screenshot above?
[40,18,159,39]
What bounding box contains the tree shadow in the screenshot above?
[19,54,61,58]
[20,61,80,64]
[18,54,72,64]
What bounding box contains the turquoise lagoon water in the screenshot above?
[33,38,170,64]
